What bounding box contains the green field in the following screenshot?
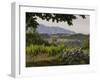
[26,33,89,67]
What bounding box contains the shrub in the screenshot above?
[59,48,89,64]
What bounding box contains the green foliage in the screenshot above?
[26,44,64,56]
[82,39,89,49]
[26,44,89,65]
[26,32,50,46]
[26,12,85,31]
[58,48,89,64]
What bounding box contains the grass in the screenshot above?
[26,47,89,67]
[32,54,57,62]
[26,53,61,67]
[26,37,89,67]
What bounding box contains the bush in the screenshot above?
[59,48,89,64]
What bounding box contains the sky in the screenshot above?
[36,15,90,34]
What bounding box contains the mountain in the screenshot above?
[36,24,75,35]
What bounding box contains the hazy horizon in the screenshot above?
[37,23,89,35]
[36,15,90,35]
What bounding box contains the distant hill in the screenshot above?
[61,33,89,40]
[37,24,75,35]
